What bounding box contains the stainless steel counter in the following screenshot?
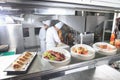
[50,65,120,80]
[0,53,56,80]
[1,52,120,80]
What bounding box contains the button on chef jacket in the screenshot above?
[46,26,61,50]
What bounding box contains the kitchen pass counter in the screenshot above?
[50,65,120,80]
[0,53,54,80]
[1,53,120,80]
[0,54,20,79]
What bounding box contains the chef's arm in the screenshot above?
[53,31,62,45]
[53,33,65,47]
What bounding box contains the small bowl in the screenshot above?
[42,48,71,67]
[71,44,95,60]
[93,42,117,55]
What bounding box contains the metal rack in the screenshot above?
[102,19,113,41]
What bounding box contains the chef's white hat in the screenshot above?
[42,20,51,26]
[55,22,64,29]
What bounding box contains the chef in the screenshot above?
[46,21,64,50]
[39,20,51,53]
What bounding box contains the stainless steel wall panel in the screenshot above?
[6,24,24,53]
[0,26,10,45]
[0,24,24,53]
[58,16,85,33]
[86,16,107,32]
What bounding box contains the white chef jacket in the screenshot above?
[39,27,46,53]
[46,26,61,50]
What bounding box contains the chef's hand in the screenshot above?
[57,43,65,47]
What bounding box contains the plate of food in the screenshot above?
[71,44,95,60]
[4,51,37,75]
[42,48,71,67]
[93,42,117,55]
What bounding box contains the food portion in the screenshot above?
[11,51,34,70]
[42,48,71,67]
[19,57,26,62]
[99,44,107,49]
[24,51,33,58]
[43,50,65,61]
[97,44,115,51]
[16,60,24,65]
[72,46,88,55]
[13,62,22,70]
[115,39,120,49]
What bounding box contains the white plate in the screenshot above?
[93,42,117,55]
[42,48,71,67]
[71,44,95,60]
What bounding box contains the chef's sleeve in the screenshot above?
[53,30,62,44]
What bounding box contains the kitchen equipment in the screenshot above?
[0,45,9,52]
[79,33,94,45]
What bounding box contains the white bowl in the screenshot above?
[71,44,95,60]
[42,48,71,67]
[93,42,117,55]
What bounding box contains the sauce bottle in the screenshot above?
[110,33,116,45]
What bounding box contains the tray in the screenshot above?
[4,52,37,75]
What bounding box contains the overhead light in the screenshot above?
[2,7,19,11]
[0,6,20,11]
[34,8,75,15]
[96,13,100,16]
